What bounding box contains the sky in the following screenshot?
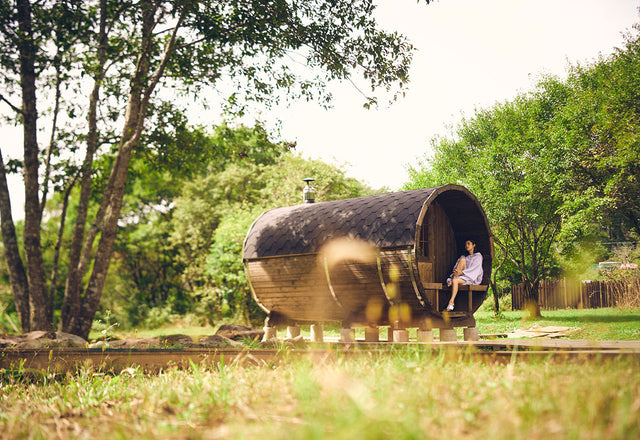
[261,0,639,191]
[1,0,639,218]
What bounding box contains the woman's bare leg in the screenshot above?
[448,278,465,309]
[448,257,467,309]
[453,256,466,276]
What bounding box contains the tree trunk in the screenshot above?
[524,280,542,319]
[48,176,77,325]
[0,151,30,331]
[68,1,187,339]
[60,0,109,333]
[17,0,50,331]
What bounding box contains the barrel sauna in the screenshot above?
[242,184,493,329]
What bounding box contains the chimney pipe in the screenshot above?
[303,178,316,203]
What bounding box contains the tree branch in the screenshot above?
[0,94,23,115]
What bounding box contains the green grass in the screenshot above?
[1,351,638,439]
[2,308,639,439]
[474,308,640,340]
[90,307,640,342]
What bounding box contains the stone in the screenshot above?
[216,324,264,342]
[340,328,355,343]
[393,329,409,343]
[198,335,243,348]
[439,328,457,342]
[0,331,88,349]
[258,337,281,348]
[286,326,301,339]
[262,327,277,341]
[417,329,434,342]
[463,327,479,341]
[0,337,18,347]
[23,331,56,340]
[364,327,379,342]
[310,324,324,343]
[158,334,196,347]
[283,334,306,348]
[55,332,88,347]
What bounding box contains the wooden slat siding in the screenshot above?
[378,248,424,310]
[511,278,639,310]
[328,260,386,313]
[429,200,457,286]
[246,255,343,321]
[246,248,427,323]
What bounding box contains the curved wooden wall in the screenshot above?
[243,184,493,326]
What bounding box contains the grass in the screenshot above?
[90,308,640,344]
[1,351,638,439]
[1,308,639,439]
[89,307,640,342]
[474,308,640,340]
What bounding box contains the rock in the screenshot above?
[0,331,88,349]
[259,337,287,348]
[96,337,161,349]
[198,334,243,348]
[0,336,19,347]
[158,334,196,348]
[23,331,57,341]
[54,332,88,347]
[88,340,107,349]
[215,324,264,342]
[283,334,306,348]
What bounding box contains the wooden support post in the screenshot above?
[310,324,324,343]
[364,327,379,342]
[387,327,394,342]
[340,328,355,343]
[417,329,433,342]
[286,326,300,339]
[262,327,277,341]
[393,329,409,343]
[463,327,479,341]
[439,328,457,342]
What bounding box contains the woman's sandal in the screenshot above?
[446,304,454,311]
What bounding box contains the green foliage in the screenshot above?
[97,122,377,328]
[0,0,416,335]
[406,25,640,314]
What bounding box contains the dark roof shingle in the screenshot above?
[243,187,438,259]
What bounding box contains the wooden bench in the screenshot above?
[422,282,489,316]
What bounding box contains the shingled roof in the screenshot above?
[243,187,439,260]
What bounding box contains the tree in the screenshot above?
[193,150,378,324]
[406,95,566,318]
[405,25,640,317]
[100,124,377,328]
[0,0,416,338]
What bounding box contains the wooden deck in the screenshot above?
[2,339,638,373]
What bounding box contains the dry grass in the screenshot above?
[1,351,639,439]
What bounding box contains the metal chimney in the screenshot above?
[302,178,316,203]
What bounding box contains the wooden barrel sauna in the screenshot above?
[242,184,493,329]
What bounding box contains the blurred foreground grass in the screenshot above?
[1,348,638,439]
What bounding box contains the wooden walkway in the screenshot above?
[2,339,639,373]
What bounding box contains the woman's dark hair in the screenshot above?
[463,238,477,255]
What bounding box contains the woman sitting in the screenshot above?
[445,239,483,311]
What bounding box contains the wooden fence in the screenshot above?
[511,278,640,310]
